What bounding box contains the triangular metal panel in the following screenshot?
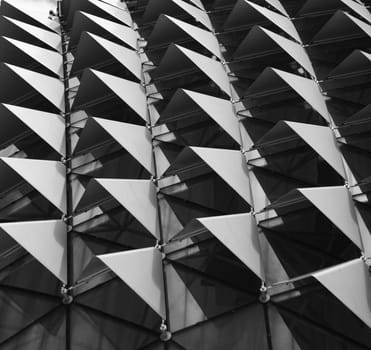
[183,89,241,144]
[98,247,166,319]
[88,0,133,27]
[260,27,315,77]
[3,104,66,156]
[71,11,138,50]
[341,0,371,23]
[1,157,66,212]
[2,36,63,77]
[86,33,142,80]
[247,67,330,121]
[1,0,61,33]
[93,117,153,174]
[0,220,67,283]
[225,0,300,42]
[2,16,62,52]
[96,179,160,239]
[299,186,363,248]
[149,15,221,59]
[91,69,147,121]
[234,26,315,77]
[198,213,264,280]
[171,0,212,30]
[6,63,65,112]
[314,259,371,328]
[285,121,346,178]
[191,147,252,204]
[246,1,301,42]
[175,45,231,97]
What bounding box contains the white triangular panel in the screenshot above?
[3,37,63,77]
[7,63,65,112]
[183,90,240,144]
[273,68,330,121]
[341,0,371,23]
[94,117,153,174]
[4,16,61,52]
[285,121,345,178]
[314,259,371,327]
[164,15,221,58]
[96,179,160,239]
[172,0,212,30]
[177,45,231,97]
[266,0,289,16]
[191,147,252,204]
[199,213,265,280]
[88,33,142,80]
[260,27,315,77]
[299,186,363,248]
[91,69,147,122]
[4,104,65,156]
[81,12,138,50]
[88,0,133,27]
[1,157,66,212]
[245,1,301,42]
[98,247,166,319]
[3,0,61,33]
[0,220,67,283]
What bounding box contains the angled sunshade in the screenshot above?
[76,179,160,239]
[71,32,142,80]
[0,63,65,112]
[313,258,371,328]
[1,0,370,348]
[159,89,240,144]
[224,0,301,42]
[0,104,65,156]
[171,0,212,30]
[234,26,315,77]
[0,16,62,52]
[69,11,138,50]
[74,117,153,174]
[340,0,371,23]
[148,15,221,59]
[98,247,166,319]
[72,69,147,122]
[299,186,362,248]
[175,213,265,280]
[0,157,66,212]
[0,0,61,33]
[87,0,133,27]
[285,121,345,177]
[0,36,63,77]
[154,44,231,97]
[0,220,67,283]
[165,146,251,204]
[246,67,330,121]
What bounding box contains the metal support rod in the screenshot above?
[58,2,73,350]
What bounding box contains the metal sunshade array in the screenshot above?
[0,0,370,349]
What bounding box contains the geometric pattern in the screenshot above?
[0,0,370,349]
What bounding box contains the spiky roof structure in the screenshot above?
[0,0,370,349]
